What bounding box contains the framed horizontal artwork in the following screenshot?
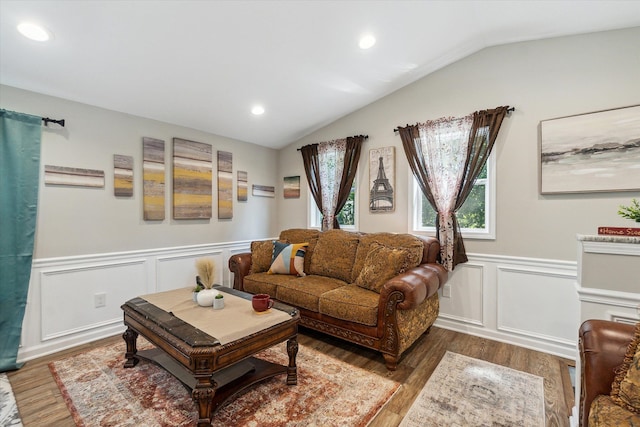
[283,176,300,199]
[44,165,105,188]
[252,184,274,197]
[540,105,640,194]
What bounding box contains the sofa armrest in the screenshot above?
[579,319,636,427]
[228,252,252,291]
[381,264,446,310]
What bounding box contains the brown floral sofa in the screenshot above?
[228,228,448,370]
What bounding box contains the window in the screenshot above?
[309,182,357,229]
[411,151,495,239]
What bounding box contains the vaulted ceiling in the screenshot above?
[2,1,640,149]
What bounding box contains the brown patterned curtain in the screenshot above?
[398,106,510,270]
[300,143,322,221]
[300,135,364,230]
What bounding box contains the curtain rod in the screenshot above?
[296,134,368,151]
[392,107,515,133]
[42,117,65,127]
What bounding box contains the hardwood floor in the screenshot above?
[7,326,574,426]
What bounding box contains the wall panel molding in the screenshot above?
[435,254,579,360]
[21,245,582,362]
[20,241,251,363]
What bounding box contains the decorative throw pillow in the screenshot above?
[268,241,308,276]
[308,229,360,283]
[354,242,411,293]
[610,322,640,414]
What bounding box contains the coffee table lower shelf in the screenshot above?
[134,348,290,416]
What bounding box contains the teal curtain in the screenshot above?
[0,109,42,372]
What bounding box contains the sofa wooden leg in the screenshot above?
[383,353,399,371]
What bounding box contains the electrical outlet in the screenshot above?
[94,293,106,308]
[442,284,451,298]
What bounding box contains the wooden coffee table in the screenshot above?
[121,286,299,426]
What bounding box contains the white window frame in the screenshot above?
[308,181,358,230]
[409,151,496,240]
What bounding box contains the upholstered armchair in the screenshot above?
[579,319,639,426]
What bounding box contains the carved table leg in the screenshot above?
[286,337,298,385]
[192,378,216,427]
[122,327,139,368]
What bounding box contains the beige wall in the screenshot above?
[1,85,279,258]
[581,252,640,293]
[278,27,640,261]
[3,27,639,262]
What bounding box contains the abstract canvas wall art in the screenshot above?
[540,105,640,194]
[113,154,133,197]
[142,137,165,220]
[173,138,212,219]
[252,184,275,197]
[237,171,248,202]
[218,151,233,219]
[283,176,300,199]
[44,165,105,188]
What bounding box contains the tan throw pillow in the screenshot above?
[610,322,640,414]
[308,229,359,283]
[250,240,276,274]
[354,242,411,293]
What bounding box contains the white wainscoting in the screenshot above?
[435,253,580,360]
[17,241,253,363]
[19,245,582,363]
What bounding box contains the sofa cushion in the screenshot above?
[279,229,320,273]
[276,275,347,312]
[354,243,412,293]
[250,240,275,274]
[309,229,360,283]
[268,241,308,276]
[352,233,424,280]
[243,272,296,297]
[611,322,640,414]
[319,285,379,326]
[279,228,320,245]
[589,395,640,426]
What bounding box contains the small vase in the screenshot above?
[196,288,219,307]
[213,297,224,310]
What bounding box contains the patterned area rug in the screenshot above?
[49,338,399,427]
[0,373,23,427]
[400,351,545,427]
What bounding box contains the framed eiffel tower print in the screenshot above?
[369,146,395,213]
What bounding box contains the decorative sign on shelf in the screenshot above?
[597,227,640,237]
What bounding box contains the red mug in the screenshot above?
[252,294,274,312]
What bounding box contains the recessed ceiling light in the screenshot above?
[359,34,376,50]
[17,22,50,42]
[251,105,265,115]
